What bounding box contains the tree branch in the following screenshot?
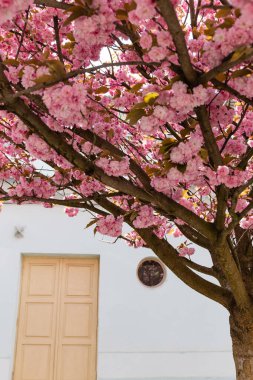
[53,16,64,64]
[211,78,253,107]
[181,257,218,278]
[213,235,252,311]
[8,61,159,100]
[195,106,223,169]
[72,127,152,190]
[34,0,72,9]
[175,223,211,250]
[198,47,253,85]
[156,0,197,83]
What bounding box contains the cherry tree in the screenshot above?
[0,0,253,378]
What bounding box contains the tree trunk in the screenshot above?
[230,310,253,380]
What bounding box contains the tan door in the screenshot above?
[13,257,99,380]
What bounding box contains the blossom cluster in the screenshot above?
[203,3,253,67]
[139,83,209,135]
[73,0,116,66]
[8,177,56,199]
[43,84,88,126]
[96,215,123,237]
[132,205,160,229]
[0,0,32,25]
[96,157,130,177]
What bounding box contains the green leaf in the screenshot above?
[126,108,146,124]
[223,155,236,164]
[199,148,208,161]
[129,83,143,93]
[46,60,66,79]
[63,5,94,26]
[177,163,187,173]
[34,74,55,84]
[215,7,232,18]
[204,26,215,37]
[3,59,19,67]
[159,138,178,155]
[124,1,136,11]
[129,211,138,222]
[131,101,147,110]
[219,17,235,29]
[229,46,253,63]
[145,166,161,177]
[85,218,98,229]
[95,86,109,94]
[180,129,190,138]
[231,68,252,78]
[116,9,128,20]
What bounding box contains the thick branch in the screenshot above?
[215,185,229,231]
[175,223,211,250]
[214,234,253,311]
[181,257,218,278]
[195,106,223,169]
[156,0,197,83]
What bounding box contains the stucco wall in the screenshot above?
[0,204,235,379]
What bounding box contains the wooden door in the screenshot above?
[13,257,99,380]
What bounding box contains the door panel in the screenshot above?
[14,258,59,380]
[13,257,98,380]
[55,259,98,380]
[61,345,90,380]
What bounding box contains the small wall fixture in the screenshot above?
[14,226,25,239]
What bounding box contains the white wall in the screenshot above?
[0,204,235,380]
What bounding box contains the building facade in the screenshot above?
[0,204,235,380]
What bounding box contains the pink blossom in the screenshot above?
[235,199,249,213]
[148,46,168,61]
[133,205,160,228]
[139,33,152,50]
[25,134,53,161]
[240,216,253,230]
[0,0,33,25]
[79,178,104,197]
[125,230,146,248]
[96,157,130,177]
[170,82,209,114]
[178,246,195,257]
[8,177,56,199]
[64,207,79,217]
[217,165,230,178]
[139,115,159,134]
[157,30,173,48]
[96,215,123,237]
[43,83,88,125]
[129,0,156,23]
[170,129,203,164]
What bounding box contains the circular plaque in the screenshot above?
[137,258,166,287]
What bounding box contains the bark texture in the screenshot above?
[230,310,253,380]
